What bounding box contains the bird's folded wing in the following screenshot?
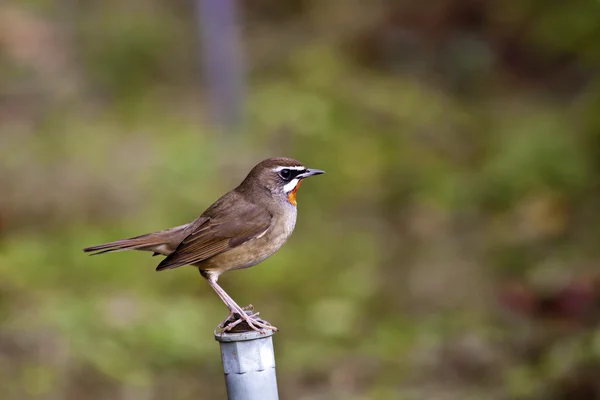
[156,204,272,270]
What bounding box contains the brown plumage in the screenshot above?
[156,195,272,271]
[83,157,325,333]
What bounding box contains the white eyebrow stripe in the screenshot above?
[273,166,306,172]
[283,178,300,193]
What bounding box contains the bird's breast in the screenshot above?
[278,203,298,238]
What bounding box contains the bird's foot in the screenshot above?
[219,310,237,328]
[218,309,278,334]
[216,304,255,329]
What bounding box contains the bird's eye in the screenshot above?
[279,169,292,180]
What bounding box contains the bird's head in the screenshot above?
[241,157,325,206]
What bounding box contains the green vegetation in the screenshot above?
[2,1,600,399]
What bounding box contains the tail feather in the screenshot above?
[83,232,163,255]
[83,220,203,258]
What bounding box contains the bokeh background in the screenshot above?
[3,1,600,399]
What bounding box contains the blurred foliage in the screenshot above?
[2,0,600,399]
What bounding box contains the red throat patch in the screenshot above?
[287,180,303,206]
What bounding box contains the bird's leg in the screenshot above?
[212,286,254,313]
[206,278,244,324]
[206,277,277,333]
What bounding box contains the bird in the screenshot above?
[83,157,325,333]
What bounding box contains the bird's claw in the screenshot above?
[218,309,278,334]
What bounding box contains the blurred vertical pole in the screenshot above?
[196,0,245,133]
[215,328,279,400]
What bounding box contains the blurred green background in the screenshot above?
[2,1,600,399]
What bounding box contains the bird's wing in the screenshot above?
[156,196,272,271]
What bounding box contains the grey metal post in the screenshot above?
[214,322,279,400]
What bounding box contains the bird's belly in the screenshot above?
[199,207,297,276]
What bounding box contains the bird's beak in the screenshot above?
[299,168,325,178]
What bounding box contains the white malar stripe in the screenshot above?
[273,165,305,172]
[283,178,300,193]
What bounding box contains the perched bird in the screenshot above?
[84,157,324,333]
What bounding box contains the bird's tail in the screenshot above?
[83,231,169,255]
[84,219,206,257]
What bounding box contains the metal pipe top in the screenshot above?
[214,328,276,343]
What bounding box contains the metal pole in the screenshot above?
[214,319,279,400]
